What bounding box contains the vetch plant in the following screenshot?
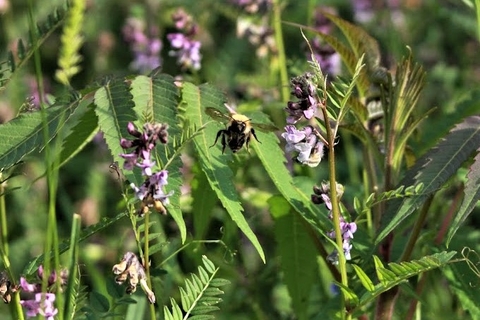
[0,1,480,320]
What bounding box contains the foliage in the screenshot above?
[0,0,480,319]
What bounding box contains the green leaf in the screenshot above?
[23,211,127,274]
[377,116,480,244]
[352,264,375,292]
[270,195,317,320]
[0,5,65,90]
[188,315,215,320]
[250,114,330,231]
[182,82,266,262]
[209,278,230,287]
[191,166,217,239]
[131,73,186,243]
[89,292,110,313]
[63,214,82,319]
[447,149,480,245]
[0,96,79,170]
[58,98,99,168]
[356,252,457,311]
[202,255,216,274]
[94,78,140,185]
[321,10,381,72]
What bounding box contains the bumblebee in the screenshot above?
[206,106,277,153]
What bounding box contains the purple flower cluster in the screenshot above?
[167,8,202,71]
[308,7,341,78]
[350,0,404,25]
[282,125,324,167]
[19,265,67,319]
[120,122,172,215]
[113,252,155,304]
[281,73,325,167]
[285,73,319,124]
[122,17,162,73]
[312,183,357,264]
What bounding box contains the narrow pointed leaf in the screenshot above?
[130,74,186,243]
[270,195,317,319]
[352,264,375,292]
[0,96,80,170]
[94,78,140,185]
[447,149,480,245]
[182,82,265,262]
[377,116,480,244]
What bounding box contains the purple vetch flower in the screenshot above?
[286,73,321,124]
[130,169,173,214]
[312,182,356,264]
[282,125,325,167]
[167,9,202,71]
[20,293,58,319]
[122,17,162,73]
[119,122,168,173]
[120,122,172,215]
[18,265,67,319]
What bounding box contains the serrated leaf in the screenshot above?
[269,195,317,319]
[0,7,65,91]
[321,10,381,72]
[191,165,217,239]
[182,82,265,262]
[251,113,330,231]
[130,74,186,243]
[0,97,79,170]
[58,97,98,168]
[377,116,480,244]
[94,78,139,185]
[447,149,480,245]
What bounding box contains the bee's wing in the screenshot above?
[205,107,231,122]
[251,122,278,133]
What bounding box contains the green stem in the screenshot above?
[0,178,8,257]
[272,0,290,103]
[321,104,349,319]
[143,211,156,320]
[399,195,433,262]
[475,0,480,42]
[26,1,63,318]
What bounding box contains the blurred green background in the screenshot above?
[0,0,479,318]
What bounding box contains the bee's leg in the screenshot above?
[245,135,251,153]
[221,132,227,154]
[210,130,224,148]
[251,128,261,143]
